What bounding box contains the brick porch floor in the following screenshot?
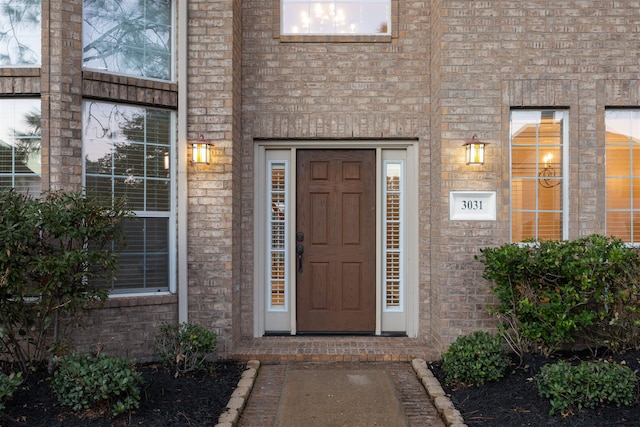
[229,336,441,363]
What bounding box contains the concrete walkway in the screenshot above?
[229,361,461,427]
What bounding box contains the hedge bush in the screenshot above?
[51,353,142,416]
[0,371,23,416]
[0,190,131,371]
[536,359,637,415]
[442,331,510,387]
[154,322,217,376]
[477,235,640,355]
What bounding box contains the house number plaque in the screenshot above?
[449,191,496,221]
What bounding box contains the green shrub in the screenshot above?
[154,322,217,376]
[442,331,510,387]
[0,371,23,415]
[0,190,131,371]
[51,353,142,416]
[536,359,638,415]
[477,235,640,355]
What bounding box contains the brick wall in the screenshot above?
[428,0,444,349]
[45,0,84,192]
[68,296,178,362]
[4,0,640,359]
[240,0,640,353]
[432,0,640,349]
[230,0,244,351]
[0,1,182,361]
[186,0,241,356]
[240,0,433,340]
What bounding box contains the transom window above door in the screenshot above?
[281,0,391,35]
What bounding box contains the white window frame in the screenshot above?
[81,100,176,295]
[382,159,404,312]
[267,159,290,312]
[605,108,640,244]
[510,109,569,242]
[254,141,418,337]
[0,97,41,195]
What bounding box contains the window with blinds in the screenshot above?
[83,100,174,293]
[383,161,403,311]
[605,109,640,243]
[0,98,41,195]
[511,110,567,242]
[268,161,288,310]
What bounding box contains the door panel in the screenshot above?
[296,149,375,332]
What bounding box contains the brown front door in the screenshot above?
[296,149,376,333]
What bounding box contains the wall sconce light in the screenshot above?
[463,134,488,165]
[192,135,214,164]
[539,152,561,188]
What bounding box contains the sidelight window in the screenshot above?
[383,160,403,311]
[268,161,289,311]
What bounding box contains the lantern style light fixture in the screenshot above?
[463,134,488,165]
[192,135,214,165]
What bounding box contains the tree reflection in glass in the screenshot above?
[83,0,172,80]
[0,0,41,65]
[0,99,41,195]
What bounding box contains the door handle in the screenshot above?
[296,244,304,273]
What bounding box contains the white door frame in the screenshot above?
[253,140,419,337]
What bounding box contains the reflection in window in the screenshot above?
[0,98,41,195]
[0,0,41,66]
[83,100,174,293]
[83,0,173,81]
[282,0,390,35]
[268,161,288,311]
[510,110,567,242]
[606,110,640,243]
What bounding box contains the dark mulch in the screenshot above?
[430,349,640,427]
[2,361,245,427]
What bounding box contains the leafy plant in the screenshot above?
[441,331,510,387]
[51,353,142,416]
[0,371,23,416]
[0,190,131,371]
[477,235,640,356]
[154,322,217,376]
[536,359,637,415]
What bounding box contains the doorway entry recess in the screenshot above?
[253,140,419,338]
